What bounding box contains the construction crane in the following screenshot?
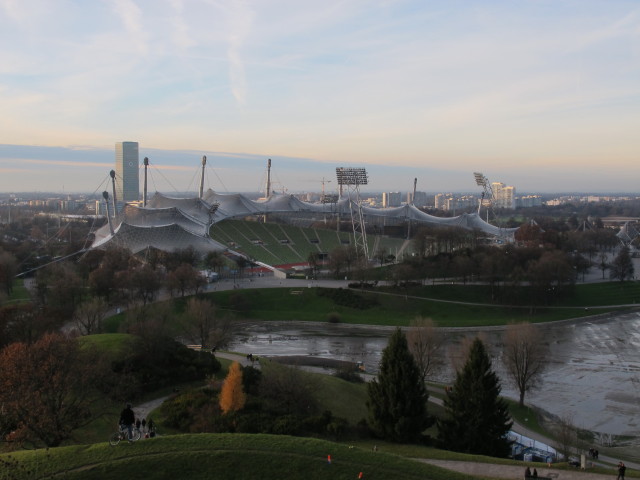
[320,177,332,202]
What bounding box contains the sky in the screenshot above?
[1,0,639,194]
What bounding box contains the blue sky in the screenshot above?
[1,0,639,194]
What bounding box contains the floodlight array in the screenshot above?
[474,172,487,187]
[336,167,368,186]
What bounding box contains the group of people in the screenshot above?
[119,403,156,441]
[524,458,627,480]
[588,447,600,459]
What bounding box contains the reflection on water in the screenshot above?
[228,311,640,436]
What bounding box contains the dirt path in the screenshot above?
[133,395,171,422]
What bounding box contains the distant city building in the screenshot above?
[95,200,105,215]
[434,193,476,212]
[434,193,449,210]
[382,191,402,207]
[407,191,428,207]
[59,199,77,212]
[517,195,543,208]
[492,182,516,209]
[115,141,139,205]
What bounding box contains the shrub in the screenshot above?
[327,417,349,440]
[271,414,304,435]
[160,389,216,431]
[333,367,364,383]
[327,311,341,323]
[241,365,262,396]
[317,288,378,310]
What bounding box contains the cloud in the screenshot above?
[111,0,148,55]
[8,159,113,168]
[224,0,254,105]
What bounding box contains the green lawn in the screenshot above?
[1,434,502,480]
[312,374,368,424]
[203,284,632,327]
[101,281,640,333]
[1,278,30,306]
[78,333,135,355]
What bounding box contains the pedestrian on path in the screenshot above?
[617,462,626,480]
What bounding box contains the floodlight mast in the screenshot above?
[336,167,369,259]
[473,171,494,219]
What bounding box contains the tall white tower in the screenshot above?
[115,142,139,206]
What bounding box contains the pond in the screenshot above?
[228,310,640,436]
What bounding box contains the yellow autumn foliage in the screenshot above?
[219,361,246,414]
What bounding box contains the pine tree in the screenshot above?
[219,361,246,414]
[367,327,433,442]
[438,338,513,457]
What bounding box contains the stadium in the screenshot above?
[90,157,519,272]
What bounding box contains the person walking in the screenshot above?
[147,418,156,437]
[119,403,135,441]
[617,462,626,480]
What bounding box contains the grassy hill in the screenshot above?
[0,434,492,480]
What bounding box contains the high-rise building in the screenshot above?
[491,182,516,209]
[434,193,447,210]
[382,192,402,207]
[115,141,139,205]
[407,191,428,207]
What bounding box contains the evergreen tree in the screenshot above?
[367,327,433,442]
[438,338,513,457]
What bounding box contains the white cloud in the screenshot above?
[111,0,149,55]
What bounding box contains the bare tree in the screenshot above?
[503,322,548,407]
[0,333,105,447]
[166,263,200,297]
[73,297,109,335]
[259,360,318,415]
[554,413,578,463]
[0,250,17,296]
[407,317,443,383]
[610,246,634,282]
[182,297,232,349]
[597,252,608,280]
[449,333,489,373]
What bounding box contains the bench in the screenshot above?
[290,290,302,295]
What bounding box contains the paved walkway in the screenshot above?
[418,459,622,479]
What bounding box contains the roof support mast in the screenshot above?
[109,170,118,216]
[265,159,272,198]
[199,155,207,199]
[407,177,417,240]
[143,157,149,207]
[102,191,114,235]
[412,178,417,204]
